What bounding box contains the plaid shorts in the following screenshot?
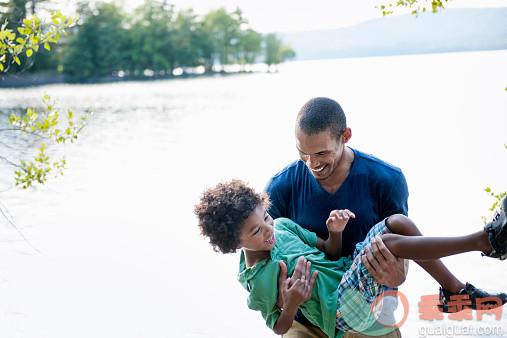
[335,219,390,333]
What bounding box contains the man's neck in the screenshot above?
[319,147,355,194]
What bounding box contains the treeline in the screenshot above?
[1,0,295,82]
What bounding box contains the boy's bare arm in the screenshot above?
[273,261,318,335]
[316,210,355,260]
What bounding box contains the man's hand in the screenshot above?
[326,209,355,233]
[361,236,408,288]
[276,257,318,309]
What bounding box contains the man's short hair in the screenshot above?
[296,97,347,140]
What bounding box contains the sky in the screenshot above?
[117,0,507,32]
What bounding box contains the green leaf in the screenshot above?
[26,49,33,57]
[0,63,3,72]
[44,42,50,51]
[16,37,25,44]
[14,57,20,65]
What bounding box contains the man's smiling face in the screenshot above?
[296,128,346,182]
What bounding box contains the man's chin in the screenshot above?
[313,173,331,181]
[311,169,331,181]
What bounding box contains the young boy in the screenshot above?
[194,180,507,337]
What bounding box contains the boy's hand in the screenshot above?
[326,209,355,233]
[277,257,314,309]
[278,258,318,311]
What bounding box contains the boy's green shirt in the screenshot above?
[238,218,353,338]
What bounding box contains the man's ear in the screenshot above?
[342,128,352,143]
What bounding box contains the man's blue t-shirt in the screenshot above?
[264,148,409,258]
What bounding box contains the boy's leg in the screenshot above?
[382,215,474,293]
[380,215,494,292]
[343,330,401,338]
[337,220,399,334]
[281,320,328,338]
[381,214,492,261]
[380,214,507,312]
[281,322,403,338]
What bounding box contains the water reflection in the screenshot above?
[0,51,506,337]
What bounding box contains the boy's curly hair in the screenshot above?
[195,179,271,254]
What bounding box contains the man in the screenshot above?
[264,97,409,337]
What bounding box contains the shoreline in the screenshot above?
[0,70,265,89]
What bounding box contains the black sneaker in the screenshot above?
[483,196,507,260]
[438,282,507,313]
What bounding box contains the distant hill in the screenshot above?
[280,8,507,60]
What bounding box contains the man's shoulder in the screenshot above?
[353,148,404,177]
[265,160,307,191]
[270,160,306,180]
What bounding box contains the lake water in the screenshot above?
[0,50,506,337]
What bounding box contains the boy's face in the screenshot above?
[238,205,276,253]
